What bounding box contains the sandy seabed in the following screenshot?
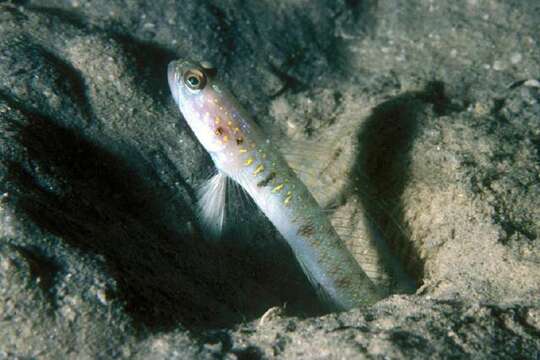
[0,1,539,358]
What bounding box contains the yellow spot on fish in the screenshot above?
[245,157,254,166]
[233,127,240,133]
[239,148,247,153]
[272,184,284,192]
[223,135,229,143]
[214,116,221,124]
[227,120,233,126]
[284,192,293,205]
[253,164,264,175]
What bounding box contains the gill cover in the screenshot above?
[167,60,226,154]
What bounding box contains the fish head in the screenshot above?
[168,59,240,156]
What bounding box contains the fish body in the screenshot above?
[167,59,381,310]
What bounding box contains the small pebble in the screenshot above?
[96,289,108,305]
[493,60,506,71]
[510,53,522,64]
[524,79,540,88]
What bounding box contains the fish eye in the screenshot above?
[183,69,206,90]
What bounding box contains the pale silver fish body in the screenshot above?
[168,59,381,310]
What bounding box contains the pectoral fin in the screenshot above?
[197,171,228,240]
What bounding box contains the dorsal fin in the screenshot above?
[262,117,356,208]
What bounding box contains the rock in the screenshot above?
[0,0,539,358]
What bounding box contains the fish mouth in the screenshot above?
[167,61,181,103]
[167,60,183,88]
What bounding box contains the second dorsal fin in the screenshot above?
[260,107,415,294]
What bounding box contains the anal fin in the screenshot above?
[296,256,344,312]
